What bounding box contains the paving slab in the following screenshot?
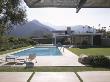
[78,71,110,82]
[31,72,80,82]
[0,72,32,82]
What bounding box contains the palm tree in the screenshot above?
[98,24,101,29]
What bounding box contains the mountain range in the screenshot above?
[8,20,55,38]
[8,20,96,38]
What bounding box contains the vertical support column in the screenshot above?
[55,36,56,45]
[53,33,56,45]
[71,35,73,45]
[91,35,93,46]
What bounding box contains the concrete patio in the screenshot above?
[31,72,80,82]
[78,71,110,82]
[34,48,84,66]
[0,72,32,82]
[0,71,110,82]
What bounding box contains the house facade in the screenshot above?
[52,27,103,47]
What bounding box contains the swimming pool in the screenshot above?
[14,47,62,56]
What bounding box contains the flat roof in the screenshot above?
[24,0,110,12]
[72,32,103,35]
[52,30,74,33]
[55,33,103,36]
[24,0,110,8]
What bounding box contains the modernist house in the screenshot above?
[52,27,103,47]
[24,0,107,47]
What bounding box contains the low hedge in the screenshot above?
[78,55,110,67]
[0,37,38,51]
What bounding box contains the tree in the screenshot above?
[0,0,27,36]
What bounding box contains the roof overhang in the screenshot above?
[24,0,110,13]
[71,33,103,35]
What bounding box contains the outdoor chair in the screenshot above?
[5,55,17,62]
[26,54,36,61]
[25,54,37,67]
[5,55,26,65]
[16,57,26,65]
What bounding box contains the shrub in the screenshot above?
[78,55,110,67]
[0,36,38,52]
[89,55,110,67]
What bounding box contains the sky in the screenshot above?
[23,1,110,30]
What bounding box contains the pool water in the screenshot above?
[14,47,62,56]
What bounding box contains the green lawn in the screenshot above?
[0,66,110,72]
[68,48,110,56]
